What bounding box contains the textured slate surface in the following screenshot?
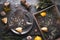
[0,0,60,40]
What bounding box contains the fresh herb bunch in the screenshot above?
[36,0,52,10]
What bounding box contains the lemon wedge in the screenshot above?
[34,36,42,40]
[40,12,47,17]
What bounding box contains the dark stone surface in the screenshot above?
[0,0,60,40]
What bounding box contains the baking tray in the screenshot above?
[33,5,60,40]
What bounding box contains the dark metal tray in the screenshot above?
[33,5,60,40]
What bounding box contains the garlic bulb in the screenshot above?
[41,27,48,32]
[2,17,7,24]
[16,27,23,33]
